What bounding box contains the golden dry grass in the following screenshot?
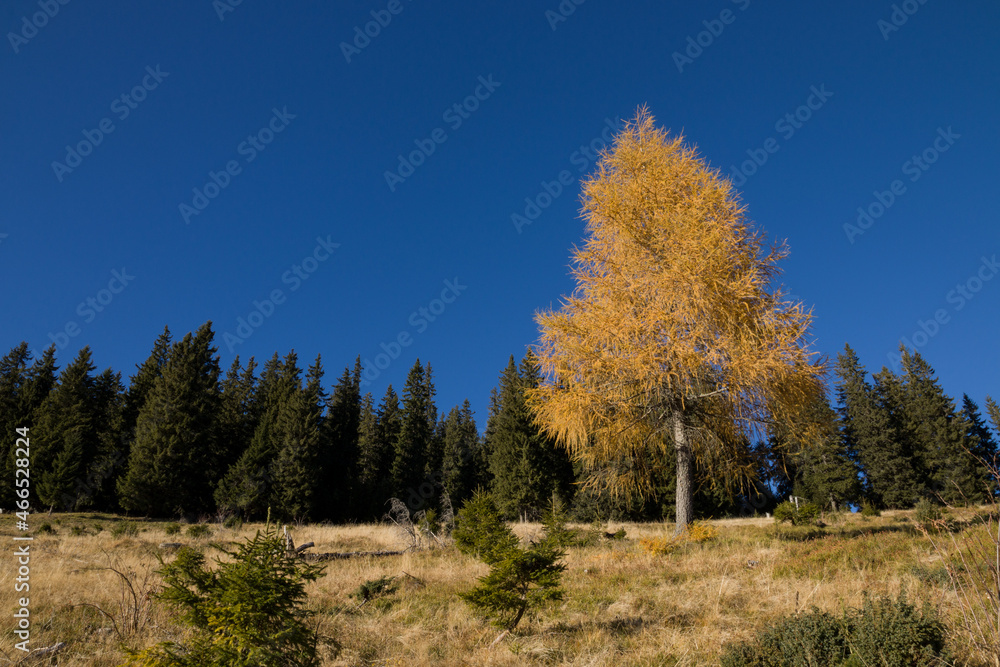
[0,508,990,665]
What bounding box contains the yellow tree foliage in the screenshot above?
[527,107,826,531]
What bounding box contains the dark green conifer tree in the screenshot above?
[488,352,575,520]
[216,356,258,479]
[86,368,126,511]
[272,355,326,521]
[835,345,920,508]
[895,348,982,504]
[984,395,1000,446]
[117,323,221,517]
[392,360,434,508]
[323,358,360,520]
[215,352,299,519]
[32,347,98,510]
[0,344,54,506]
[961,395,998,466]
[441,399,480,509]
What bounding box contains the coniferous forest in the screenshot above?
[3,322,996,523]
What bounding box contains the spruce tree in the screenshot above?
[216,356,258,479]
[354,392,383,519]
[961,394,998,467]
[323,358,360,520]
[896,348,981,504]
[835,345,920,508]
[271,355,326,522]
[32,347,97,510]
[441,400,480,509]
[392,360,434,508]
[489,353,575,520]
[216,352,299,519]
[985,396,1000,443]
[123,327,172,444]
[117,323,221,517]
[0,344,51,506]
[86,368,126,511]
[772,392,860,511]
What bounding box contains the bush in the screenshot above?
[126,524,326,666]
[720,591,950,666]
[351,575,399,603]
[455,490,566,631]
[111,521,139,538]
[774,501,821,526]
[70,525,85,536]
[541,493,578,549]
[187,524,212,538]
[860,501,881,517]
[223,515,243,530]
[164,522,181,536]
[36,522,55,534]
[915,498,942,524]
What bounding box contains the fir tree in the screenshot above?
[896,348,981,504]
[216,356,258,478]
[216,352,299,519]
[0,344,52,506]
[985,395,1000,443]
[272,355,326,522]
[489,353,575,520]
[441,400,480,509]
[392,360,434,508]
[32,347,97,510]
[117,323,221,517]
[835,345,920,508]
[354,392,383,519]
[86,368,126,511]
[323,358,360,520]
[961,394,998,467]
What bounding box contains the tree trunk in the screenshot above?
[673,411,693,534]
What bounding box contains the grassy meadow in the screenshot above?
[0,508,993,665]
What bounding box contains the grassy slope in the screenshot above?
[0,509,986,665]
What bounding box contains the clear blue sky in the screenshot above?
[2,1,997,424]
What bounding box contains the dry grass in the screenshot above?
[0,508,991,665]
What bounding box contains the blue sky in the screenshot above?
[2,1,997,424]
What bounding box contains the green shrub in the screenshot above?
[70,525,86,536]
[187,524,212,538]
[36,522,55,535]
[93,523,104,533]
[455,490,566,631]
[915,498,942,524]
[720,591,950,666]
[125,524,326,666]
[164,522,181,536]
[541,493,577,549]
[860,501,881,517]
[351,575,399,602]
[223,515,243,530]
[111,521,139,538]
[774,501,821,526]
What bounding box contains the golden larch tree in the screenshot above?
[527,107,826,532]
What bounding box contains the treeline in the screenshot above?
[0,322,574,522]
[2,324,997,521]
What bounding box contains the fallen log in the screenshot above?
[301,549,406,562]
